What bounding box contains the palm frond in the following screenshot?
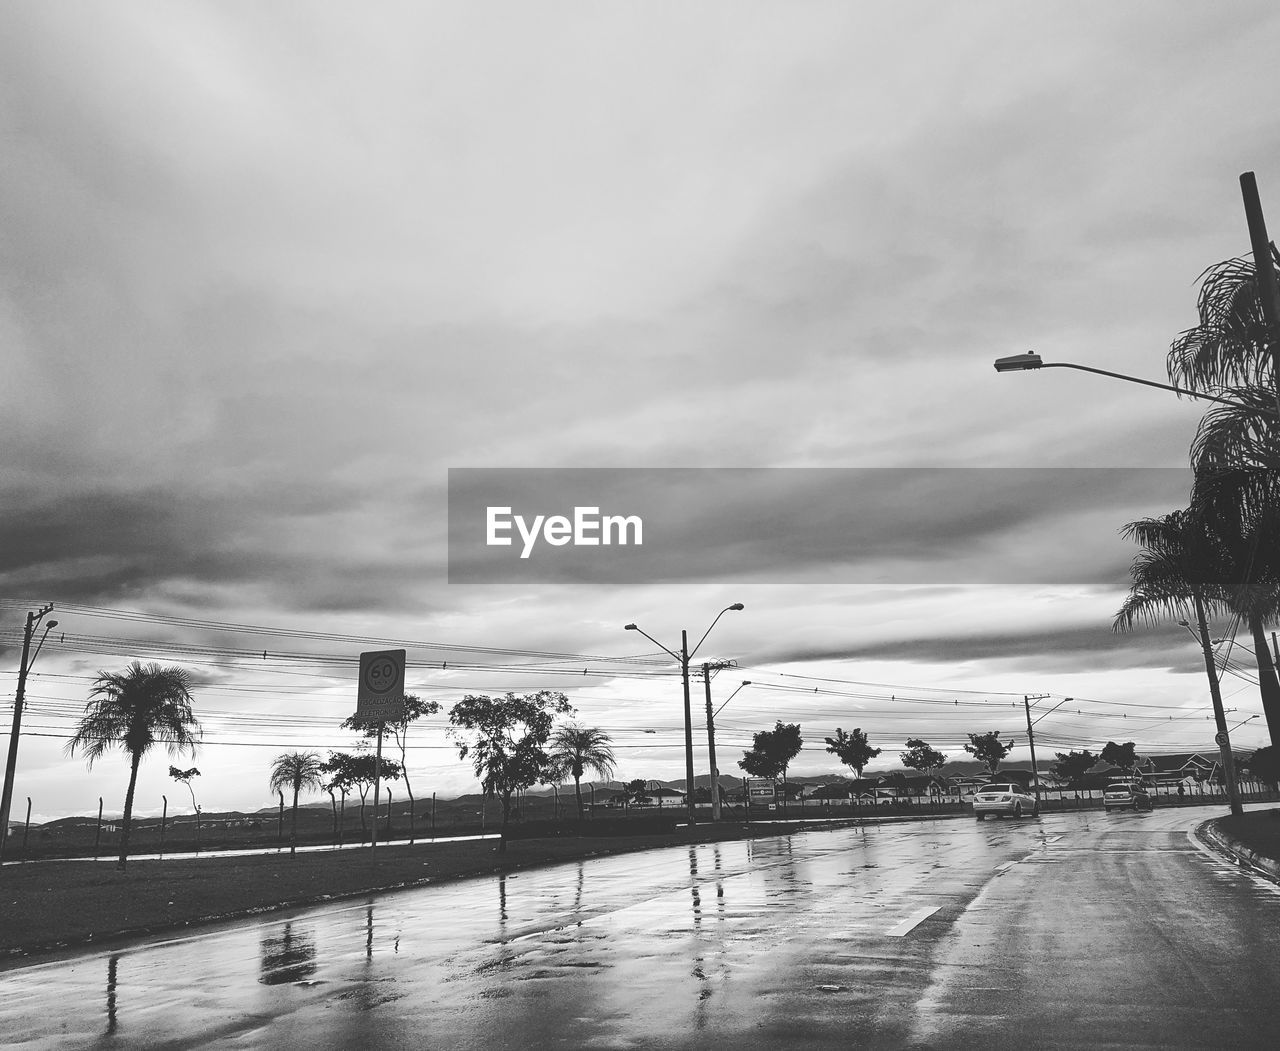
[66,661,201,768]
[1167,255,1277,393]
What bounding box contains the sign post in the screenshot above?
[357,650,406,852]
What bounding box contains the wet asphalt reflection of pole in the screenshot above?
[3,807,1280,1048]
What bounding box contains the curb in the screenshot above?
[1195,818,1280,884]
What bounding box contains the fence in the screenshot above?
[9,780,1280,861]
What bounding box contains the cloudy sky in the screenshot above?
[4,2,1280,822]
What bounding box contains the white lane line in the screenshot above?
[885,906,940,937]
[1043,835,1063,845]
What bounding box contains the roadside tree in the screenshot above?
[341,693,441,843]
[625,778,651,805]
[1117,508,1279,754]
[269,751,326,856]
[1167,253,1280,746]
[322,750,402,838]
[740,722,804,808]
[546,723,616,820]
[824,727,880,781]
[1100,741,1139,775]
[901,739,946,780]
[66,661,201,870]
[169,765,202,845]
[448,690,574,851]
[1243,745,1280,788]
[1052,750,1097,788]
[964,731,1014,778]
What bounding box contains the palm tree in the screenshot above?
[546,724,616,821]
[66,661,201,869]
[1167,250,1279,397]
[1165,252,1280,748]
[1114,511,1243,813]
[269,752,325,855]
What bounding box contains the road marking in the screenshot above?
[885,906,939,937]
[997,860,1017,871]
[1042,835,1063,845]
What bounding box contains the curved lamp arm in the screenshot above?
[993,353,1280,415]
[689,603,745,662]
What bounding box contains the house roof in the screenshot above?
[1144,753,1217,773]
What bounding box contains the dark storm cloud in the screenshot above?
[751,621,1208,678]
[448,466,1193,585]
[0,480,449,613]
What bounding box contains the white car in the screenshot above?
[972,782,1039,820]
[1103,781,1153,812]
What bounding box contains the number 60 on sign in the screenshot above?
[356,649,406,722]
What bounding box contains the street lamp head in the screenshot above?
[728,603,744,611]
[742,680,752,686]
[993,352,1044,373]
[45,620,57,630]
[1177,620,1190,627]
[624,623,637,631]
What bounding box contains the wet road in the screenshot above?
[2,807,1278,1049]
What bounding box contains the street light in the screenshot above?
[625,603,744,827]
[1,605,56,863]
[993,352,1280,415]
[714,680,752,719]
[1022,694,1073,799]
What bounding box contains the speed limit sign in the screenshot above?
[356,649,406,721]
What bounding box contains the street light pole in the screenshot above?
[1022,694,1048,799]
[1,604,55,864]
[993,354,1280,415]
[625,604,744,829]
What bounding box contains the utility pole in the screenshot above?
[624,605,744,831]
[1189,600,1244,816]
[679,631,696,827]
[701,659,736,822]
[1239,172,1280,415]
[1,604,55,864]
[1023,694,1049,799]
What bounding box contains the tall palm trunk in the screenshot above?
[1196,593,1243,815]
[573,774,584,820]
[1249,617,1280,747]
[290,783,300,856]
[117,751,142,870]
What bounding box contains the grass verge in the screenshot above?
[1211,808,1280,864]
[0,821,786,961]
